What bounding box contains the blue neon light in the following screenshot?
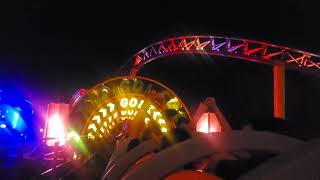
[0,87,35,143]
[13,112,19,129]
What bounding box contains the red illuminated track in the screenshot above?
[127,36,320,75]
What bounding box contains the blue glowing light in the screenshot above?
[13,112,19,129]
[0,105,26,132]
[0,87,35,144]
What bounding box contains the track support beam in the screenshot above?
[273,63,285,119]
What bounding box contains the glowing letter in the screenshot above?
[121,110,127,116]
[120,98,128,108]
[137,100,144,109]
[129,98,138,107]
[127,110,134,116]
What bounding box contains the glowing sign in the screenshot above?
[69,76,191,142]
[120,98,144,108]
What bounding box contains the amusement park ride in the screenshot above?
[1,35,320,180]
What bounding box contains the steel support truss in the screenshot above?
[124,35,320,119]
[127,36,320,75]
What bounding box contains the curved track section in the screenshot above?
[128,36,320,75]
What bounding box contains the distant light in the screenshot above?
[0,124,6,128]
[40,128,44,132]
[20,133,24,136]
[1,115,4,118]
[73,153,77,160]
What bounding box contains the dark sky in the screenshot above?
[0,1,319,138]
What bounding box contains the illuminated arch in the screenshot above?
[69,76,191,143]
[126,35,320,75]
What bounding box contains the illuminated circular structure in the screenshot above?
[70,76,191,144]
[125,35,320,75]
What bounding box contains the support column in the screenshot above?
[273,64,285,119]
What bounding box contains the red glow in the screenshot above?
[273,64,285,119]
[44,103,70,146]
[134,56,141,66]
[196,113,221,133]
[166,170,221,180]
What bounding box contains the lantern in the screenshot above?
[196,113,221,133]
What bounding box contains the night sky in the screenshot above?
[0,1,319,139]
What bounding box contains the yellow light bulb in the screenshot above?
[161,127,167,133]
